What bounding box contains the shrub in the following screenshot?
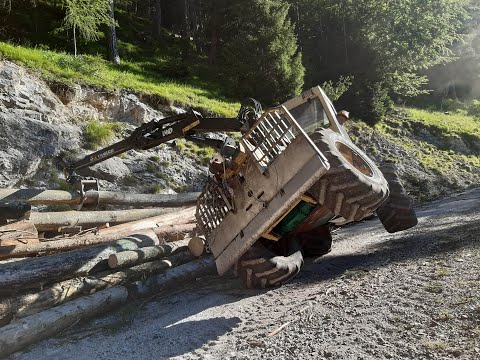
[441,98,468,113]
[344,80,393,125]
[467,100,480,117]
[321,76,353,101]
[149,184,163,193]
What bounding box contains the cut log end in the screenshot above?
[107,254,119,268]
[188,236,206,257]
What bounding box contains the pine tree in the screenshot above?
[220,0,304,104]
[59,0,111,57]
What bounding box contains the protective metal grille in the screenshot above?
[242,108,296,172]
[196,179,230,237]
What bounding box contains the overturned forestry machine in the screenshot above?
[49,85,417,288]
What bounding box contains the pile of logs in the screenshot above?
[0,188,213,357]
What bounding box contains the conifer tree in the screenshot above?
[59,0,111,57]
[220,0,304,105]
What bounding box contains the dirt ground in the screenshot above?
[10,189,480,360]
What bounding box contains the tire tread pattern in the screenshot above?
[235,239,304,289]
[309,130,389,221]
[376,164,418,233]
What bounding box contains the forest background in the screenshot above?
[1,0,479,122]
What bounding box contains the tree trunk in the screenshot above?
[154,222,197,242]
[0,287,128,359]
[108,238,190,269]
[208,17,218,65]
[28,208,177,232]
[0,252,195,325]
[107,0,120,64]
[183,0,190,36]
[188,236,206,257]
[207,0,224,65]
[0,188,200,208]
[73,26,77,57]
[0,230,160,294]
[0,208,196,258]
[130,256,216,296]
[154,0,162,37]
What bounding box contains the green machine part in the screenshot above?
[272,201,316,236]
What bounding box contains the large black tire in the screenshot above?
[376,164,418,233]
[308,129,389,221]
[234,238,304,289]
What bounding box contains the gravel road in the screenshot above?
[11,189,480,360]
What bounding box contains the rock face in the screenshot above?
[0,60,207,193]
[0,62,81,187]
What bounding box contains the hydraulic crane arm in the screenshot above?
[63,99,262,183]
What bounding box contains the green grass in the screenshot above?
[83,120,123,150]
[0,42,239,117]
[370,108,480,181]
[176,140,217,166]
[406,108,480,138]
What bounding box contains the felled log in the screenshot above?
[29,208,178,232]
[0,188,200,207]
[0,287,128,358]
[0,252,195,325]
[98,206,196,235]
[0,230,160,294]
[0,220,38,246]
[108,239,190,269]
[0,208,196,258]
[154,223,197,242]
[130,257,216,297]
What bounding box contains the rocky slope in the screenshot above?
[0,60,207,195]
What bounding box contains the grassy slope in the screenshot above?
[0,42,238,117]
[377,107,480,172]
[349,107,480,201]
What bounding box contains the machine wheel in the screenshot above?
[309,129,389,221]
[376,164,418,233]
[234,237,304,289]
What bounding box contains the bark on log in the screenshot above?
[153,223,197,242]
[0,188,200,207]
[29,208,178,232]
[0,220,38,246]
[130,257,216,297]
[0,208,196,258]
[0,230,160,294]
[108,239,190,269]
[0,252,195,325]
[0,287,128,358]
[98,206,196,235]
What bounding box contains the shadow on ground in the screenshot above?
[300,215,480,284]
[33,276,244,359]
